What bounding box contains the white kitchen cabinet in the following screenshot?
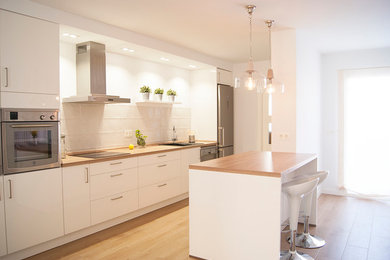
[89,157,137,176]
[138,160,181,187]
[0,176,7,256]
[91,189,138,225]
[138,151,180,166]
[217,68,233,86]
[139,178,182,208]
[62,165,91,234]
[181,147,201,193]
[4,168,64,253]
[0,10,59,95]
[90,167,138,200]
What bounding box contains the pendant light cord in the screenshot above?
[249,12,253,60]
[268,22,272,68]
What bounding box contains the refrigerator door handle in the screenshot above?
[218,126,224,146]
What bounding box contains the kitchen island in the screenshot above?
[189,151,318,260]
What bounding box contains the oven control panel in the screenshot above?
[2,108,60,122]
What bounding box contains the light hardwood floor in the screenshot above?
[28,194,390,260]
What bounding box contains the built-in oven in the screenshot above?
[1,108,60,175]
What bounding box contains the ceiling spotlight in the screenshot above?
[62,33,79,38]
[189,65,197,68]
[160,57,169,62]
[122,47,135,52]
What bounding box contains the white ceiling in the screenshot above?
[34,0,390,63]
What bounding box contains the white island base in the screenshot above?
[189,151,318,260]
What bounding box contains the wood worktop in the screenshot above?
[61,141,216,167]
[189,151,317,178]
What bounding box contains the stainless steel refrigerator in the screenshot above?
[217,84,234,157]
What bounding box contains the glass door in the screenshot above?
[2,122,59,174]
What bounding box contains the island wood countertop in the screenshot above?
[189,151,317,178]
[62,141,216,167]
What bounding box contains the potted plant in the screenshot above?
[135,129,147,147]
[167,89,176,102]
[140,85,151,101]
[154,88,164,101]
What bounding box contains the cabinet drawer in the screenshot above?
[139,178,182,208]
[90,168,138,200]
[138,159,180,187]
[91,190,138,225]
[89,157,137,175]
[138,151,180,166]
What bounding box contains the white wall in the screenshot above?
[271,29,297,152]
[296,30,322,155]
[189,70,218,141]
[321,47,390,194]
[233,61,269,154]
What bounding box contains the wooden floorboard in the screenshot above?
[27,194,390,260]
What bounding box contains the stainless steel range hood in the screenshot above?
[62,41,130,104]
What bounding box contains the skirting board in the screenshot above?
[1,193,189,260]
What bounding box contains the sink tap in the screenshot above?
[172,126,177,142]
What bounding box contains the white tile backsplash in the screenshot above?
[61,103,191,152]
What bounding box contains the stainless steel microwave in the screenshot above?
[1,108,60,175]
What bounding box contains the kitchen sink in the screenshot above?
[160,142,197,146]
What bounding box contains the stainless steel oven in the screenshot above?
[1,108,60,175]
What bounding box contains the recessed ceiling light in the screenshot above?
[160,57,170,62]
[189,65,197,68]
[62,33,79,38]
[122,47,135,52]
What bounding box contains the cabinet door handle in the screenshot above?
[111,195,123,201]
[8,179,12,199]
[110,173,123,178]
[4,67,9,88]
[85,167,89,183]
[110,162,122,165]
[158,183,167,188]
[157,154,167,158]
[158,164,167,168]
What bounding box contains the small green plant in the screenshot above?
[135,129,147,146]
[167,89,176,96]
[154,88,164,94]
[140,86,151,93]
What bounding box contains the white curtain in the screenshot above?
[341,67,390,198]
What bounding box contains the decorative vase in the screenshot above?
[168,95,175,102]
[137,138,146,147]
[156,93,163,101]
[141,92,150,101]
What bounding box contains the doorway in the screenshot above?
[341,67,390,197]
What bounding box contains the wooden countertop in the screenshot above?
[61,141,216,167]
[189,151,317,178]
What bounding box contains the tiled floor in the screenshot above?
[29,194,390,260]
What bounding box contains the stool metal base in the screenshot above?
[280,250,314,260]
[294,233,326,248]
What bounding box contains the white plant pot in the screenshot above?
[141,92,150,101]
[156,94,163,101]
[168,95,175,102]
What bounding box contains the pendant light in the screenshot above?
[235,5,265,91]
[264,20,284,94]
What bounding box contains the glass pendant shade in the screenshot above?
[235,59,265,91]
[263,68,285,94]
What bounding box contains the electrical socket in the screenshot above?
[124,129,132,138]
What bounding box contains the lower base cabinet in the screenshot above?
[63,165,91,234]
[4,168,64,253]
[91,189,138,225]
[0,176,7,256]
[139,178,182,208]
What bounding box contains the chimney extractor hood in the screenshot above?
[62,41,130,104]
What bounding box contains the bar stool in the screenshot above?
[289,171,329,249]
[280,177,319,260]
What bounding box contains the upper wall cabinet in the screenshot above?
[0,10,59,95]
[217,68,233,86]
